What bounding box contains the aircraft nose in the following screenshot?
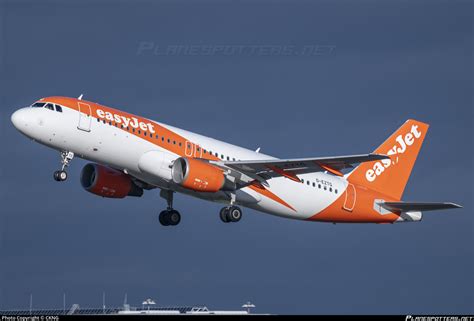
[11,107,29,131]
[11,109,23,129]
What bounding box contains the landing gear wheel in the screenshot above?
[53,170,67,182]
[220,207,230,223]
[159,210,181,226]
[168,210,181,226]
[159,210,170,226]
[228,206,242,222]
[59,170,67,181]
[219,206,242,223]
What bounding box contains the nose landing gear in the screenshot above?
[53,151,74,182]
[159,189,181,226]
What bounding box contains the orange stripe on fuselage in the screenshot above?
[248,181,297,212]
[41,96,296,211]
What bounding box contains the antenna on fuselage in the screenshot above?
[255,147,261,153]
[78,94,83,100]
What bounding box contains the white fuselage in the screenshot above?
[12,100,345,221]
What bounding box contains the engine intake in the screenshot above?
[171,157,226,193]
[80,163,143,198]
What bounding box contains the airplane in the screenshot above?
[10,95,461,226]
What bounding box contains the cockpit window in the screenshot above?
[55,105,63,112]
[45,103,54,111]
[32,102,45,108]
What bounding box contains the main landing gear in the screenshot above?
[53,151,74,182]
[219,193,243,223]
[159,190,181,226]
[219,206,243,223]
[157,190,243,225]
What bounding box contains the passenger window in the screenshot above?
[335,189,338,194]
[318,184,321,189]
[312,182,315,187]
[221,154,224,159]
[227,156,230,161]
[307,181,310,185]
[329,188,332,192]
[55,105,63,112]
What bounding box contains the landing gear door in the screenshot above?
[77,102,92,132]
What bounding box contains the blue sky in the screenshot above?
[0,0,472,314]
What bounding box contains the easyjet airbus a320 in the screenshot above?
[11,96,461,226]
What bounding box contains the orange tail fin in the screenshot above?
[348,119,430,200]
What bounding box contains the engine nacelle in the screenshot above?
[171,157,226,193]
[80,163,143,198]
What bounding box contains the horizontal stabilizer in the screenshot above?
[381,202,462,212]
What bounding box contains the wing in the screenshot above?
[381,202,462,212]
[209,153,389,185]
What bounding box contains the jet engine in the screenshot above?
[171,157,230,193]
[80,163,143,198]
